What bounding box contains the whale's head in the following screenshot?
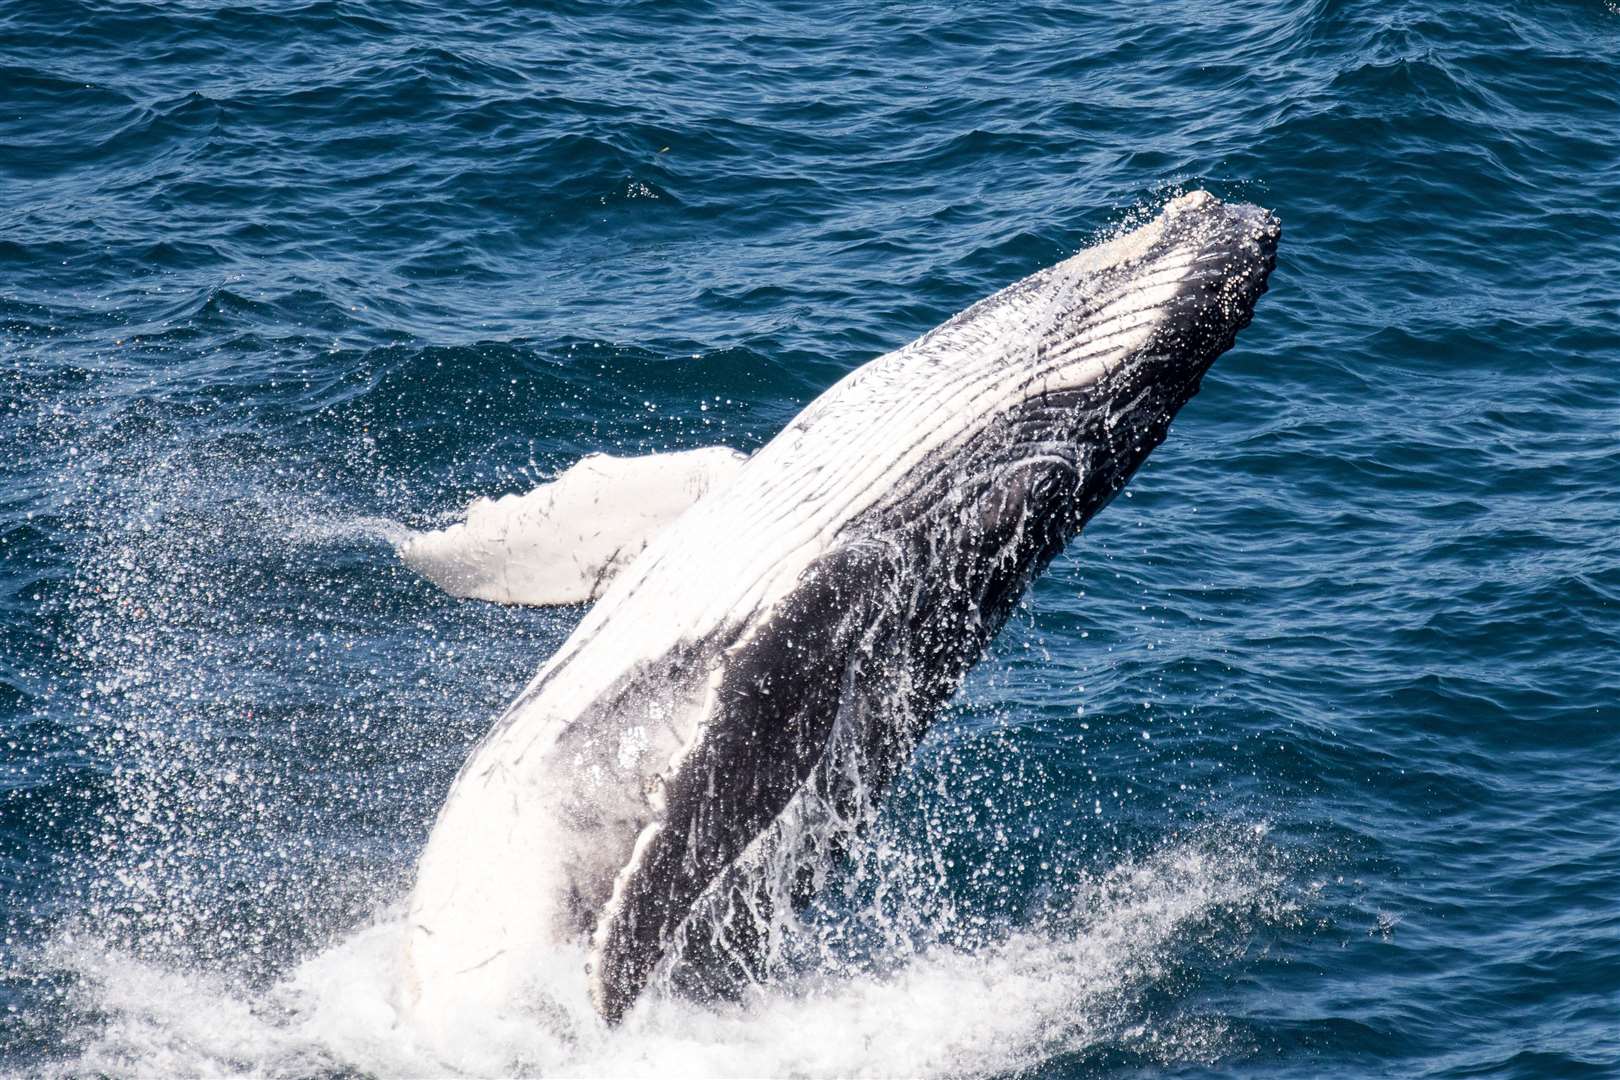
[814,189,1281,567]
[1010,187,1280,514]
[1005,188,1279,423]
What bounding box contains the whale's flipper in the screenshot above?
[397,447,748,606]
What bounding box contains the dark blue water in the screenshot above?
[4,1,1618,1075]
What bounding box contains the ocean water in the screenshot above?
[2,0,1617,1076]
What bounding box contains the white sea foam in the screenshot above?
[47,830,1285,1078]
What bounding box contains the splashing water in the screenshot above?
[12,415,1304,1076]
[40,828,1291,1078]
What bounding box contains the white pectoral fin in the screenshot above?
[397,446,748,606]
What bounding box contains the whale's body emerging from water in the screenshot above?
[399,191,1279,1033]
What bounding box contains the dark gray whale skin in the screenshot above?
[589,194,1281,1022]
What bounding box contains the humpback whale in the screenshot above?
[397,191,1279,1034]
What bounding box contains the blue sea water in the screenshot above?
[2,0,1618,1075]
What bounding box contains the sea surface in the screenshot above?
[3,1,1618,1076]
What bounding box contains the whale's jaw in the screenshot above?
[400,191,1279,1035]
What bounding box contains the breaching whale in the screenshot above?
[396,191,1279,1034]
